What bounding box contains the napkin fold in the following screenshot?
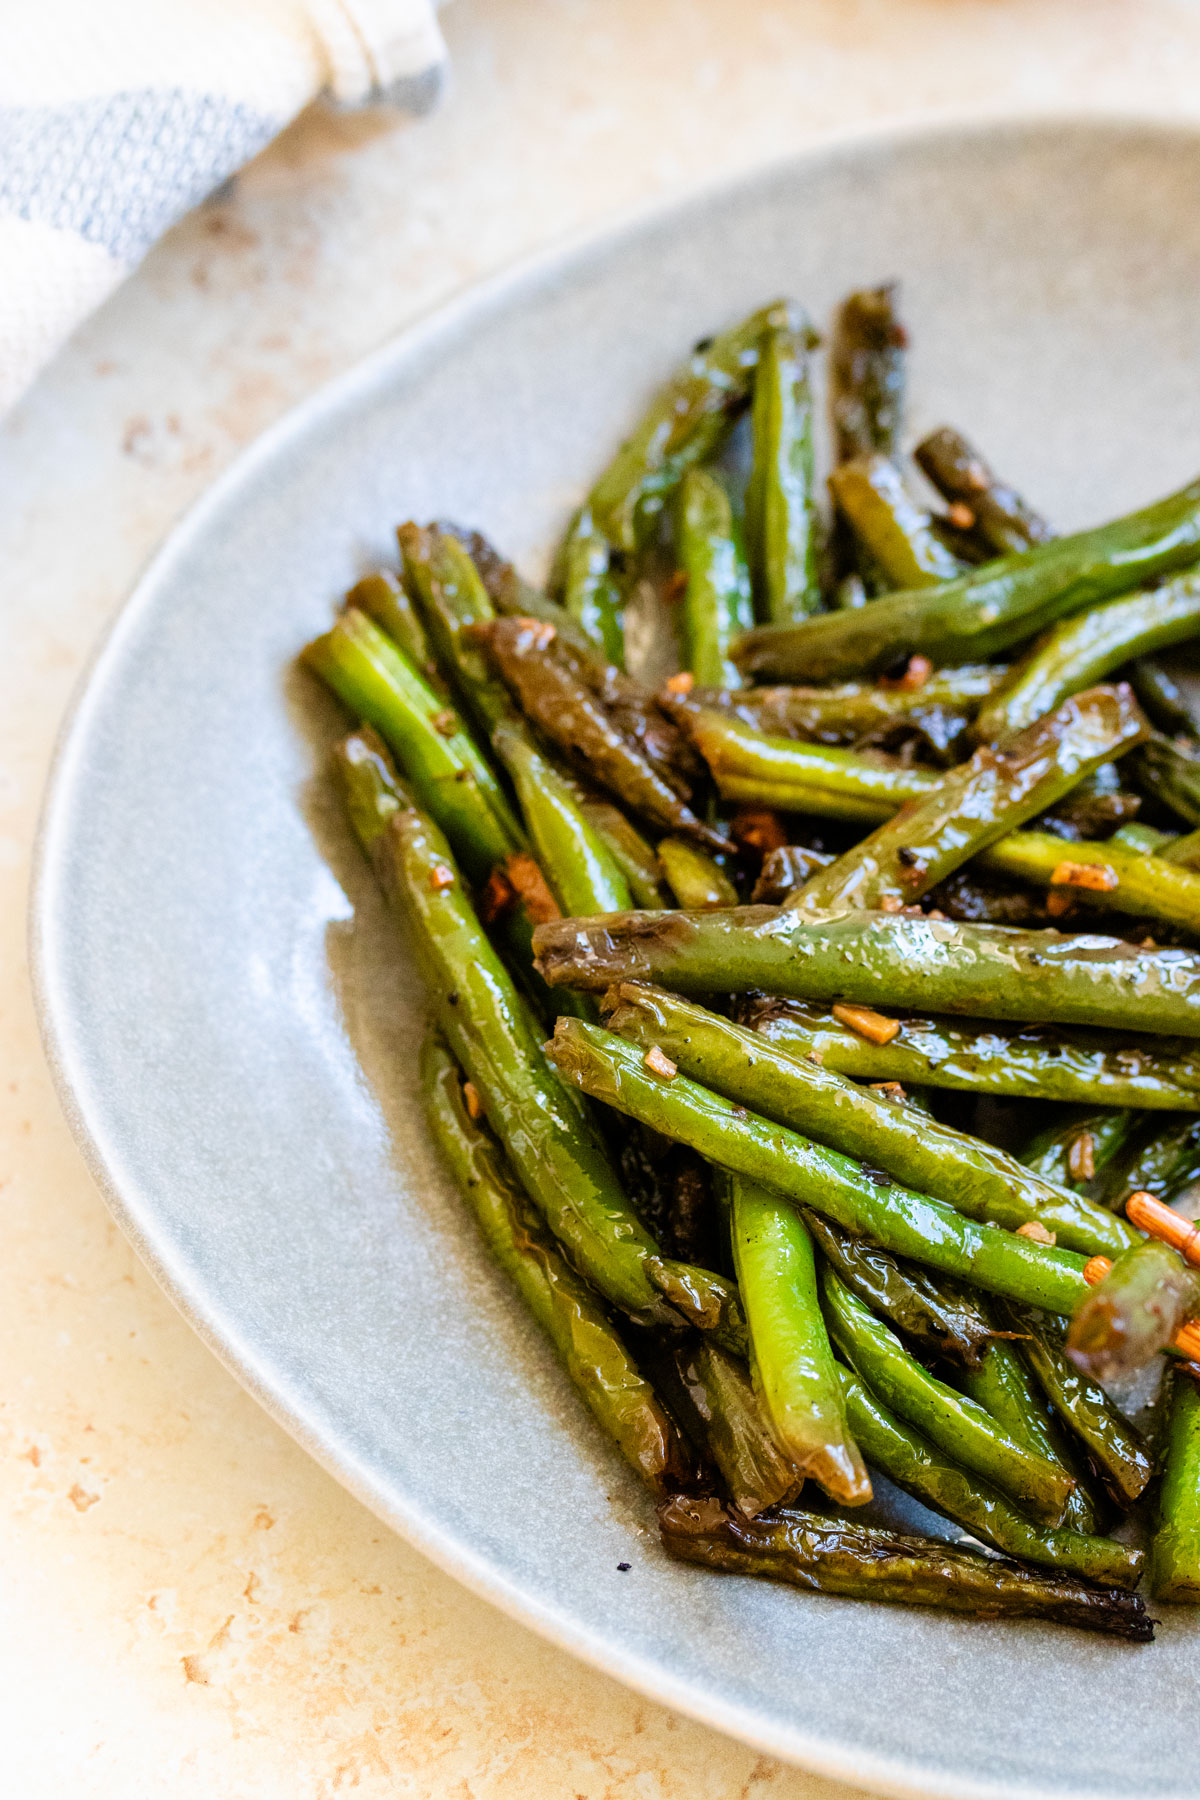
[0,0,447,416]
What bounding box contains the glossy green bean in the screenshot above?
[535,903,1200,1036]
[958,1336,1103,1536]
[494,721,631,916]
[397,522,514,735]
[733,471,1200,682]
[1133,731,1200,825]
[674,1341,802,1516]
[546,1020,1093,1314]
[741,992,1200,1110]
[559,505,625,667]
[802,1210,995,1367]
[603,982,1133,1255]
[481,616,730,851]
[1003,1303,1155,1504]
[829,454,961,589]
[977,571,1200,740]
[657,1494,1152,1635]
[1067,1239,1200,1382]
[1150,1370,1200,1602]
[302,607,524,884]
[914,426,1052,557]
[675,468,754,688]
[838,1368,1144,1589]
[422,1028,690,1493]
[830,284,906,462]
[1020,1107,1138,1193]
[745,320,821,622]
[346,571,438,681]
[791,685,1144,915]
[657,838,738,910]
[978,829,1200,935]
[683,708,939,819]
[588,300,799,552]
[823,1270,1076,1520]
[730,1176,869,1505]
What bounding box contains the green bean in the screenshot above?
[674,1341,802,1516]
[672,667,1002,759]
[1099,1113,1200,1210]
[657,838,738,910]
[790,685,1144,915]
[346,570,438,682]
[1002,1303,1155,1504]
[914,426,1052,557]
[829,454,962,589]
[644,1257,747,1358]
[1161,824,1200,869]
[481,617,731,851]
[559,505,624,667]
[546,1019,1093,1314]
[571,796,669,908]
[1129,654,1200,735]
[733,471,1200,682]
[803,1210,996,1366]
[822,1269,1076,1520]
[978,830,1200,935]
[534,903,1200,1036]
[357,788,685,1323]
[421,1028,690,1493]
[731,1176,869,1505]
[603,983,1133,1255]
[838,1368,1144,1590]
[493,721,631,916]
[1020,1107,1138,1193]
[675,469,754,687]
[397,522,514,735]
[1067,1239,1200,1382]
[588,300,799,552]
[683,709,939,820]
[830,284,906,463]
[1150,1369,1200,1602]
[302,608,524,884]
[976,571,1200,740]
[745,320,821,622]
[1133,730,1200,826]
[740,997,1200,1111]
[657,1494,1152,1636]
[1111,822,1176,855]
[958,1336,1104,1536]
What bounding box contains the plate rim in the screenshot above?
[29,108,1200,1800]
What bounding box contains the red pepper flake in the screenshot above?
[644,1045,677,1080]
[1016,1221,1057,1246]
[430,865,455,890]
[1045,888,1077,919]
[870,1082,907,1099]
[462,1081,484,1120]
[878,895,904,913]
[479,866,517,924]
[831,1003,900,1046]
[664,670,694,696]
[1050,860,1119,892]
[503,852,561,925]
[945,502,976,531]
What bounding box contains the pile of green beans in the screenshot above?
[299,287,1200,1642]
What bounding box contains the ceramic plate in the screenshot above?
[34,118,1200,1800]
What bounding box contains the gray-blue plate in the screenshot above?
[34,118,1200,1800]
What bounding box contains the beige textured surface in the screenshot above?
[5,2,1200,1792]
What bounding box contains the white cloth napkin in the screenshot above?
[0,0,447,416]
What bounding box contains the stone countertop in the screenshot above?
[4,1,1200,1792]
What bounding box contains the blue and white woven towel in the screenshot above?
[0,0,447,416]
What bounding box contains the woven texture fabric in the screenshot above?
[0,0,447,415]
